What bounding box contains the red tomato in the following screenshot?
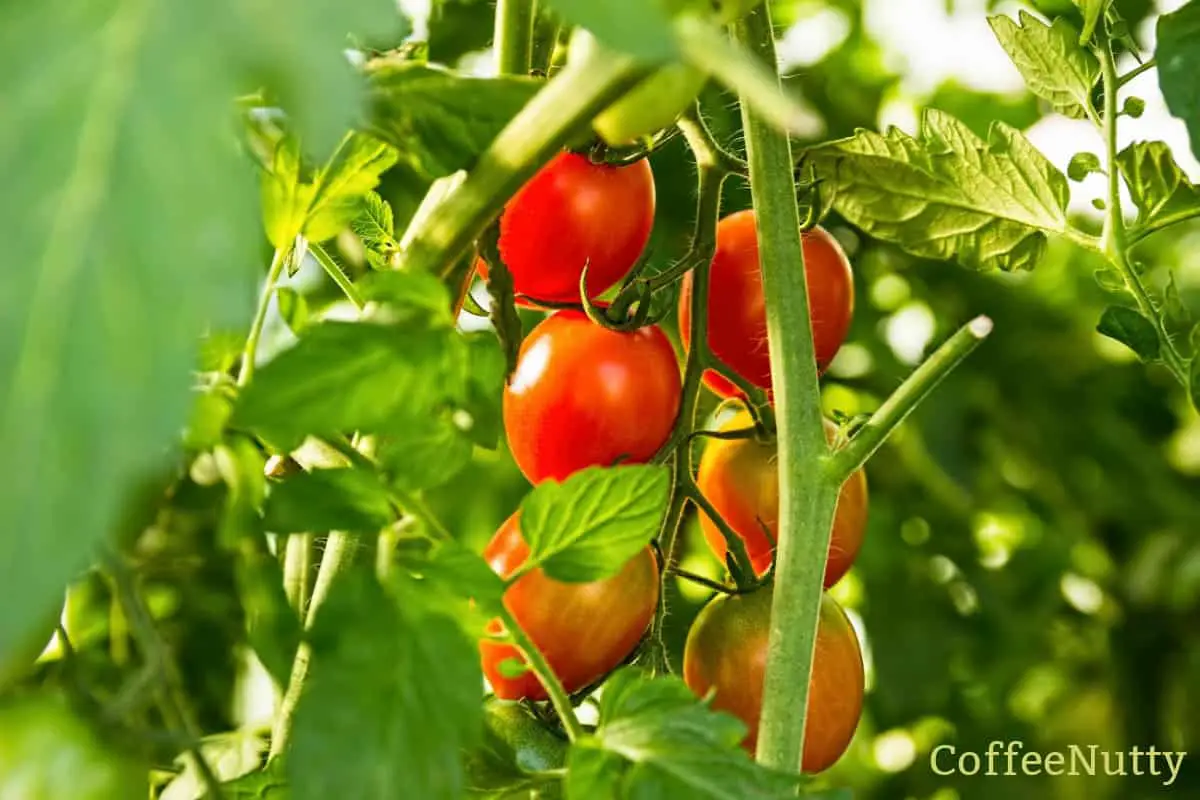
[503,310,682,483]
[683,589,864,772]
[678,211,854,398]
[476,152,655,304]
[695,410,867,587]
[480,512,660,701]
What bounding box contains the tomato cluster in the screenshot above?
[479,149,865,773]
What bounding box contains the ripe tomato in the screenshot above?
[678,211,854,398]
[503,310,682,483]
[695,410,867,587]
[475,152,655,304]
[480,512,659,701]
[683,589,864,772]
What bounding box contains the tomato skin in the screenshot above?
[678,211,854,398]
[480,513,660,701]
[477,152,655,304]
[503,310,682,483]
[682,590,863,772]
[695,410,867,587]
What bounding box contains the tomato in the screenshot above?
[568,30,707,146]
[695,410,867,587]
[475,152,655,304]
[678,211,854,398]
[683,589,863,772]
[503,310,682,483]
[479,512,659,701]
[0,694,146,799]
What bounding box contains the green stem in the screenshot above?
[497,606,584,741]
[399,55,646,277]
[1116,57,1155,89]
[827,317,993,483]
[734,6,837,772]
[1097,41,1189,381]
[281,533,314,618]
[238,247,288,386]
[310,242,364,310]
[495,0,537,75]
[1127,207,1200,247]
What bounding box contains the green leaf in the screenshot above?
[519,465,671,582]
[460,332,507,450]
[415,539,507,619]
[1068,152,1103,181]
[1191,355,1200,414]
[1074,0,1108,44]
[358,270,454,320]
[1116,141,1200,232]
[235,535,303,688]
[807,109,1069,272]
[276,288,310,336]
[377,415,474,492]
[366,61,543,178]
[1097,306,1161,361]
[988,12,1099,119]
[160,730,267,800]
[564,668,802,799]
[466,700,568,797]
[289,568,481,800]
[352,191,399,254]
[1158,1,1200,162]
[542,0,677,61]
[264,467,395,533]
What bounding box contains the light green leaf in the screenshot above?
[808,109,1069,271]
[352,191,399,253]
[1116,141,1200,232]
[1158,1,1200,162]
[1074,0,1108,44]
[276,288,310,336]
[1068,152,1103,181]
[988,12,1098,119]
[264,467,395,533]
[519,466,671,582]
[376,415,474,492]
[1097,306,1161,361]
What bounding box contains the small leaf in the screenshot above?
[1092,197,1107,211]
[1097,306,1161,361]
[276,288,310,336]
[519,465,671,582]
[988,12,1099,119]
[1068,152,1103,181]
[1093,267,1128,294]
[264,467,394,534]
[351,191,398,252]
[1158,1,1200,161]
[1123,96,1146,119]
[1116,141,1200,231]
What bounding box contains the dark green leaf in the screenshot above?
[808,109,1069,271]
[1116,141,1200,231]
[519,465,671,582]
[1097,306,1161,361]
[276,288,310,336]
[564,668,803,799]
[1158,1,1200,161]
[1068,152,1103,181]
[264,467,394,533]
[542,0,677,61]
[366,61,543,178]
[1191,355,1200,414]
[289,569,481,800]
[988,12,1098,119]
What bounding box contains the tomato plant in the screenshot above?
[696,409,868,586]
[478,512,659,700]
[683,589,864,773]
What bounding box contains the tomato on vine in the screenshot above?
[678,210,854,397]
[503,310,682,483]
[683,589,864,772]
[696,409,867,586]
[475,152,656,304]
[479,512,659,701]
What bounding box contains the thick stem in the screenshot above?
[238,247,288,386]
[497,606,584,742]
[495,0,537,76]
[281,533,314,618]
[734,6,837,772]
[826,317,993,483]
[310,242,364,310]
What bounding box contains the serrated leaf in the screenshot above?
[366,61,543,178]
[808,109,1069,271]
[519,466,671,582]
[1116,141,1200,232]
[1097,306,1161,361]
[1068,152,1103,181]
[352,191,399,252]
[988,12,1098,119]
[542,0,677,61]
[1158,2,1200,162]
[264,467,395,533]
[564,668,802,800]
[289,569,480,800]
[276,288,310,336]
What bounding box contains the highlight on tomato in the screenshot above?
[683,589,864,773]
[678,210,855,398]
[479,512,660,701]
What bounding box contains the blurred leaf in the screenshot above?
[276,288,310,336]
[428,0,495,66]
[359,269,454,319]
[289,569,480,800]
[927,80,1042,136]
[543,0,677,61]
[988,12,1098,119]
[221,759,290,798]
[460,332,507,449]
[1116,141,1200,232]
[414,539,507,619]
[465,700,568,797]
[519,465,671,582]
[377,416,475,492]
[235,535,303,687]
[366,61,543,178]
[1158,1,1200,161]
[1191,354,1200,413]
[1068,152,1103,181]
[1097,305,1161,361]
[264,467,394,533]
[564,668,802,799]
[161,730,267,800]
[808,109,1069,271]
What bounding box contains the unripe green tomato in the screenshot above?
[0,695,146,800]
[568,30,707,146]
